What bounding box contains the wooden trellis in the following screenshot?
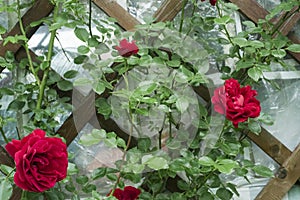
[0,0,300,199]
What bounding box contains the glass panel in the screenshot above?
[0,0,33,31]
[255,0,282,12]
[126,0,164,22]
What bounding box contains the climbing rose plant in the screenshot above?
[1,0,300,199]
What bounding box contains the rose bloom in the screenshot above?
[108,186,141,200]
[5,129,68,192]
[115,39,139,57]
[211,78,261,127]
[201,0,217,6]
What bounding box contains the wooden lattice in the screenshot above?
[0,0,300,199]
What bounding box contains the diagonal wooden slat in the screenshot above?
[256,143,300,200]
[246,127,292,165]
[92,0,140,30]
[153,0,183,22]
[0,0,54,57]
[228,0,269,24]
[274,6,300,36]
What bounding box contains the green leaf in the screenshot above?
[248,120,261,134]
[95,98,112,119]
[76,175,89,185]
[252,165,274,177]
[104,137,118,148]
[216,188,233,200]
[177,180,190,191]
[57,80,73,91]
[82,184,96,193]
[232,37,248,47]
[0,88,14,96]
[199,192,214,200]
[79,129,106,146]
[95,43,110,54]
[249,40,264,48]
[77,45,90,54]
[74,27,89,42]
[142,156,169,170]
[74,55,88,64]
[73,78,92,87]
[247,67,262,82]
[236,59,255,70]
[286,44,300,53]
[242,21,256,28]
[198,156,215,166]
[215,159,239,174]
[271,49,286,58]
[137,137,151,152]
[117,137,126,149]
[7,99,25,111]
[258,113,274,125]
[214,15,232,25]
[0,178,12,200]
[63,70,78,79]
[92,167,107,180]
[65,184,76,192]
[92,81,106,95]
[0,25,6,34]
[167,60,181,67]
[227,183,239,197]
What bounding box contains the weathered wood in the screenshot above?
[274,6,300,36]
[153,0,182,22]
[246,127,292,165]
[0,145,14,167]
[228,0,269,23]
[0,0,54,57]
[256,143,300,200]
[10,187,22,200]
[92,0,140,30]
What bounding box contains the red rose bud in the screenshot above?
[210,0,217,6]
[115,39,139,57]
[108,186,141,200]
[211,78,261,127]
[201,0,217,6]
[5,129,68,192]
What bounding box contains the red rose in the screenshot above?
[201,0,217,6]
[5,129,68,192]
[108,186,141,200]
[211,78,261,127]
[115,39,139,57]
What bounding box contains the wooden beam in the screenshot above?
[274,6,300,36]
[153,0,183,22]
[0,145,14,167]
[256,143,300,200]
[0,0,54,57]
[246,128,292,165]
[92,0,140,30]
[228,0,269,24]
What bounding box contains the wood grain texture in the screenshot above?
[228,0,269,23]
[0,145,14,167]
[256,143,300,200]
[246,127,292,165]
[153,0,183,22]
[92,0,140,30]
